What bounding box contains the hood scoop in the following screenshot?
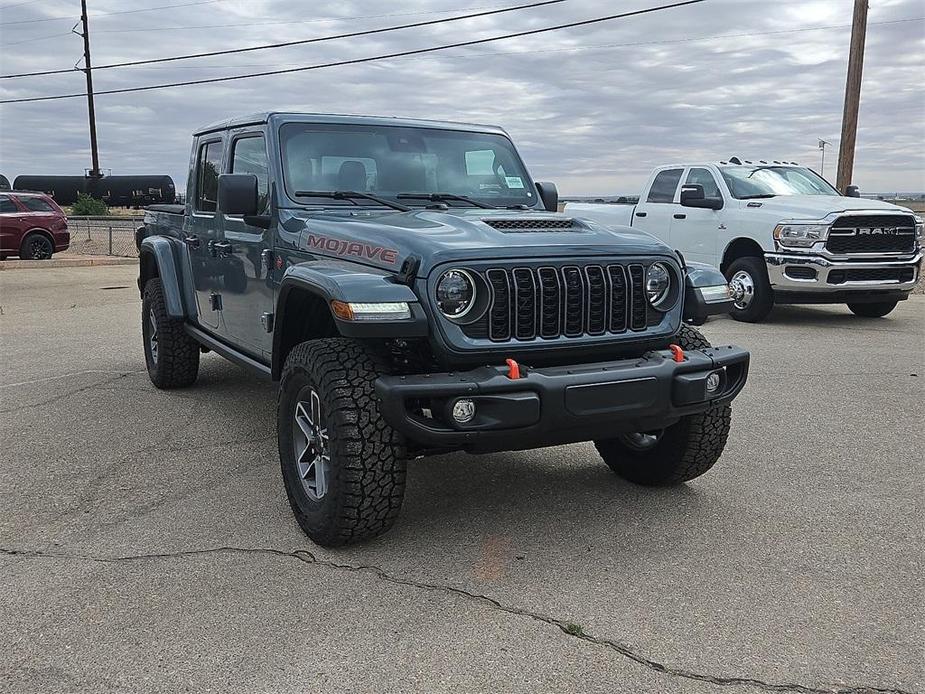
[482,217,583,233]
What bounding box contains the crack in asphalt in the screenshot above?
[0,372,137,414]
[0,545,911,694]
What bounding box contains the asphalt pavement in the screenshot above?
[0,264,921,694]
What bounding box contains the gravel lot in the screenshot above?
[0,265,921,694]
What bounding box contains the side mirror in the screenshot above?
[218,174,258,216]
[680,184,723,211]
[535,181,559,212]
[845,185,861,198]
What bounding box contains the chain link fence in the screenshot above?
[65,216,141,258]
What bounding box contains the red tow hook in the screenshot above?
[668,344,684,363]
[505,358,522,380]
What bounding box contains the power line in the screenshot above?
[1,0,570,79]
[0,0,231,25]
[0,30,71,46]
[93,4,509,34]
[0,0,53,10]
[81,17,923,72]
[0,0,706,104]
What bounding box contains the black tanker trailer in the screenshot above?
[12,175,175,206]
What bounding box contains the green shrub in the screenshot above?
[71,192,108,216]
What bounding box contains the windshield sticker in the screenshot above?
[505,176,525,189]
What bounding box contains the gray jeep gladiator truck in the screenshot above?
[137,112,750,546]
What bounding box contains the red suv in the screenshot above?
[0,191,70,260]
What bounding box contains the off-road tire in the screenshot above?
[142,278,199,389]
[277,338,407,547]
[594,324,732,485]
[847,301,898,318]
[725,256,774,323]
[20,232,54,260]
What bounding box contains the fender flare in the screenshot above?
[272,263,428,379]
[139,236,186,319]
[683,261,734,324]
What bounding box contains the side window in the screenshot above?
[231,136,270,212]
[0,195,18,213]
[685,168,722,198]
[195,140,222,213]
[647,169,683,203]
[21,197,55,213]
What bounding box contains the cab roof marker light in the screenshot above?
[330,300,411,321]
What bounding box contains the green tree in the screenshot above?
[71,192,108,216]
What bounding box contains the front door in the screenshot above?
[187,138,224,330]
[631,168,684,247]
[670,167,725,265]
[218,132,274,358]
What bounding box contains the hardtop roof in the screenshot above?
[194,112,509,137]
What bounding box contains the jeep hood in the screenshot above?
[740,195,914,221]
[280,207,673,276]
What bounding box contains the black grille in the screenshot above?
[468,263,655,342]
[482,218,579,232]
[827,267,916,284]
[826,214,917,254]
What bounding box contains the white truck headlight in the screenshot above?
[914,216,923,243]
[773,223,828,248]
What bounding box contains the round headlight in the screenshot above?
[645,263,672,309]
[436,269,475,318]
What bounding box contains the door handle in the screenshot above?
[635,212,647,218]
[183,235,200,249]
[673,213,687,220]
[209,240,233,257]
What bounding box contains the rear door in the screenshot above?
[670,167,725,265]
[631,168,684,246]
[217,131,274,358]
[187,137,225,330]
[0,194,27,254]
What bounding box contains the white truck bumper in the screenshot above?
[765,251,922,294]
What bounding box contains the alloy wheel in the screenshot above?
[293,387,330,501]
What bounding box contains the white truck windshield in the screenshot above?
[719,166,839,199]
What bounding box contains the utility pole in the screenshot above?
[836,0,868,193]
[79,0,102,179]
[818,139,831,178]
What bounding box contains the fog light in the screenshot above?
[706,371,722,393]
[451,399,476,424]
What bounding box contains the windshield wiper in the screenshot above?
[396,192,497,209]
[294,190,410,212]
[739,194,777,199]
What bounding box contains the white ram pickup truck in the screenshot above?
[565,162,923,321]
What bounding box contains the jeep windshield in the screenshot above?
[280,123,537,209]
[720,166,839,199]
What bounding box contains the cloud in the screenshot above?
[1,0,922,194]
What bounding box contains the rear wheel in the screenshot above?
[594,325,732,485]
[20,232,53,260]
[142,278,199,389]
[847,301,898,318]
[725,256,773,323]
[277,338,407,547]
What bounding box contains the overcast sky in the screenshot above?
[1,0,923,195]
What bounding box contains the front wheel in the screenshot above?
[847,301,898,318]
[725,256,774,323]
[277,338,407,547]
[594,324,732,485]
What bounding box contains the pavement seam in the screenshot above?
[0,545,911,694]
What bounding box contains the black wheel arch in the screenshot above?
[720,237,766,275]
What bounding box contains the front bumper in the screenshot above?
[375,345,749,453]
[765,251,921,296]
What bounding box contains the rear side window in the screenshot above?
[21,197,56,213]
[231,136,270,213]
[685,168,722,199]
[0,195,17,213]
[196,140,223,212]
[647,169,683,203]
